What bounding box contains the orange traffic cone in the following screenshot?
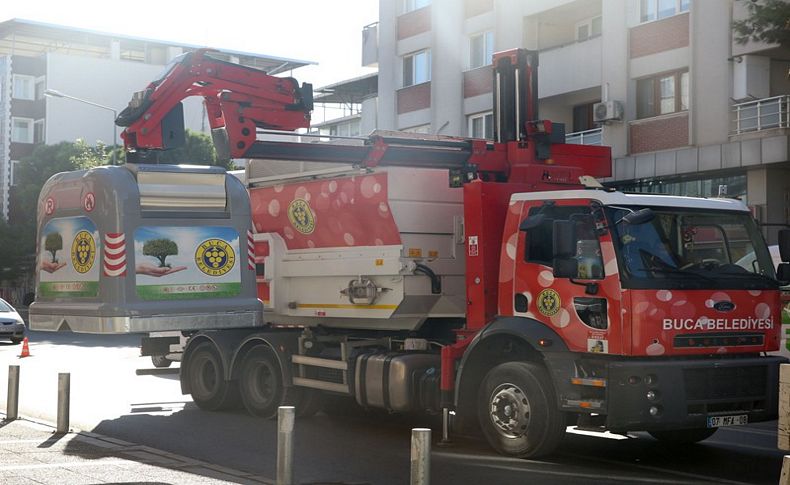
[19,337,30,358]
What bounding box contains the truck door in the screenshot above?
[511,199,625,355]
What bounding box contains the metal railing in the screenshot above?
[731,95,790,135]
[565,127,603,145]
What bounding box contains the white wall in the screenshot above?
[45,53,206,147]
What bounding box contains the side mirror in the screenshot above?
[553,220,576,258]
[779,229,790,263]
[519,214,546,231]
[778,263,790,285]
[622,208,655,225]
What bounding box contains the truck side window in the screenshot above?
[524,205,590,266]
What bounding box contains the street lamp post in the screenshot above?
[44,89,119,165]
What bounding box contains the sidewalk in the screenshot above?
[0,414,272,484]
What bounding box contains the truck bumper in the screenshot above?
[604,355,785,432]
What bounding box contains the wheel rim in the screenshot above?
[246,359,276,406]
[489,382,531,439]
[193,354,219,397]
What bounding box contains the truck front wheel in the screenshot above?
[186,342,239,411]
[478,362,566,458]
[648,428,717,444]
[239,345,286,418]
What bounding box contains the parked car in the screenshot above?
[0,298,25,344]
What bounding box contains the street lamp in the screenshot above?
[44,89,119,165]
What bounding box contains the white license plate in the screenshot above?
[707,414,748,428]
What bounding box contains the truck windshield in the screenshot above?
[608,207,778,290]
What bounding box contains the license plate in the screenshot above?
[707,414,748,428]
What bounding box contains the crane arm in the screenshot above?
[116,48,312,161]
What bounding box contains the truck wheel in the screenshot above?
[648,428,717,444]
[478,362,566,458]
[151,355,172,368]
[239,345,287,418]
[186,342,238,411]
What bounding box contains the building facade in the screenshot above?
[0,19,309,219]
[367,0,790,242]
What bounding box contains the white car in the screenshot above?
[0,298,25,344]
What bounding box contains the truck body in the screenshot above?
[30,48,790,458]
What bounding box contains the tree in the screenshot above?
[143,239,179,267]
[732,0,790,46]
[45,233,63,263]
[2,139,107,283]
[150,129,234,169]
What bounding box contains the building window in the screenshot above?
[34,119,45,144]
[328,119,361,137]
[34,77,46,100]
[576,16,602,41]
[404,0,430,13]
[640,0,690,23]
[468,112,493,139]
[11,117,33,143]
[9,161,19,186]
[403,49,431,87]
[469,31,494,69]
[12,75,35,101]
[636,71,689,119]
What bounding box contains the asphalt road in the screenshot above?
[0,330,785,484]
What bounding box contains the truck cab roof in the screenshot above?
[510,189,749,212]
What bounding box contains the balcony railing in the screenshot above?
[565,127,602,145]
[731,95,790,135]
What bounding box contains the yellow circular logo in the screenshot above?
[537,289,561,317]
[71,230,96,274]
[288,199,315,235]
[195,239,236,276]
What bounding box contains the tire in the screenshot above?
[10,337,22,345]
[151,354,172,368]
[186,342,238,411]
[239,345,289,418]
[648,428,717,444]
[478,362,566,458]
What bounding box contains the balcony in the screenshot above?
[538,36,602,99]
[731,95,790,136]
[362,22,378,67]
[565,127,602,145]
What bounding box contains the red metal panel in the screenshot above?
[398,6,431,39]
[463,67,493,98]
[249,172,401,250]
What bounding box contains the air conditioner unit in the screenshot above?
[593,100,624,123]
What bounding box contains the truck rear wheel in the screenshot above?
[186,342,239,411]
[478,362,566,458]
[239,345,287,418]
[151,354,172,368]
[648,428,717,444]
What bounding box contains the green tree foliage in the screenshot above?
[3,140,107,283]
[733,0,790,46]
[143,239,179,267]
[44,233,63,263]
[150,129,233,169]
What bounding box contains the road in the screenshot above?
[0,330,785,484]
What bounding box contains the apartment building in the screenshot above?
[0,18,310,219]
[365,0,790,242]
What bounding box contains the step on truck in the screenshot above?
[30,48,790,458]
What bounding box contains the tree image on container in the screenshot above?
[45,232,63,263]
[143,238,178,268]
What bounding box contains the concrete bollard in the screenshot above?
[277,405,295,485]
[410,428,431,485]
[6,365,19,421]
[56,373,70,434]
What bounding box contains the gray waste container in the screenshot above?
[29,163,261,333]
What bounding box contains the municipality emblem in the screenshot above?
[288,198,315,235]
[195,239,236,276]
[71,230,96,274]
